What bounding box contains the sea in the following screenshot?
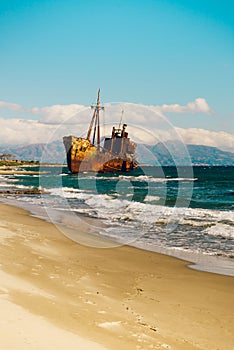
[0,165,233,276]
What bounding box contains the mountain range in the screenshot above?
[0,141,233,166]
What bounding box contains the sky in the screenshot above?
[0,0,233,151]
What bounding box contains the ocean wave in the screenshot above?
[143,195,161,202]
[204,223,234,239]
[48,187,87,198]
[0,175,17,182]
[0,183,31,189]
[0,182,9,187]
[46,187,234,244]
[48,186,234,222]
[76,174,197,183]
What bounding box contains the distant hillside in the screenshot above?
[0,141,233,166]
[0,141,65,164]
[187,145,234,166]
[143,142,234,166]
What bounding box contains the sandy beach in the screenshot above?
[0,203,233,350]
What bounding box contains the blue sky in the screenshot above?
[0,0,233,148]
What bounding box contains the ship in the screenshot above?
[63,89,138,173]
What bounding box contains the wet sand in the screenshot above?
[0,203,233,349]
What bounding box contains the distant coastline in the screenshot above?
[1,142,234,166]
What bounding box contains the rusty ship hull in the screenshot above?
[63,89,138,174]
[63,135,137,173]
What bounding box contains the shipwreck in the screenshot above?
[63,89,138,173]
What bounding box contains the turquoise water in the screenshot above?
[3,166,234,208]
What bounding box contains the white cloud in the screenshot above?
[0,118,233,153]
[0,98,233,152]
[127,126,234,152]
[175,127,234,152]
[32,104,87,124]
[0,101,25,111]
[31,102,166,126]
[153,98,212,114]
[32,98,212,124]
[0,97,212,126]
[0,119,53,145]
[0,118,86,145]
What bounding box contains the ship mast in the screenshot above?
[87,88,104,150]
[118,110,124,131]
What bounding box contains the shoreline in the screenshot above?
[1,195,234,277]
[132,241,234,277]
[0,202,234,349]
